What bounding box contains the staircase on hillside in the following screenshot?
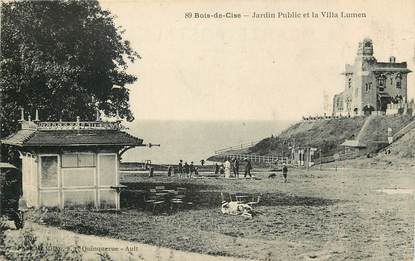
[392,119,415,142]
[355,115,378,142]
[340,115,377,148]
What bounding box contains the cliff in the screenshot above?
[208,115,413,162]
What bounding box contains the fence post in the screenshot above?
[319,148,322,170]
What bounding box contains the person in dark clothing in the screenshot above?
[233,158,240,178]
[167,165,173,177]
[219,164,225,175]
[282,164,288,183]
[178,160,183,178]
[148,166,154,178]
[244,159,252,178]
[215,163,220,175]
[183,162,190,178]
[189,162,195,178]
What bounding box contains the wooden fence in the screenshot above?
[213,153,289,163]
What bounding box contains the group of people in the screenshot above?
[167,160,200,178]
[163,158,288,182]
[216,158,253,179]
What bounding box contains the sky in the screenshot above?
[100,0,415,121]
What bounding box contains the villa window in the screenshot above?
[337,99,343,110]
[377,76,386,92]
[396,73,402,89]
[365,82,372,93]
[377,78,385,87]
[348,78,352,88]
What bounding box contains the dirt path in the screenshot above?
[7,222,254,261]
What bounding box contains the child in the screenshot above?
[282,164,288,183]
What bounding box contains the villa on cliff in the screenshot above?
[333,38,412,117]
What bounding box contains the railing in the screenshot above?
[214,153,289,163]
[318,151,361,164]
[302,115,344,121]
[214,140,262,155]
[23,120,123,131]
[392,119,415,141]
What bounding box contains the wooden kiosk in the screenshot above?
[1,114,143,210]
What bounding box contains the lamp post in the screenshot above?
[319,140,325,171]
[281,140,285,163]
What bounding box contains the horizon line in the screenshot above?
[127,118,298,122]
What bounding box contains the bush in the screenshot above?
[0,217,9,255]
[98,251,115,261]
[3,228,82,260]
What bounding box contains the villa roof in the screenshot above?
[375,62,407,68]
[372,67,411,73]
[1,121,144,148]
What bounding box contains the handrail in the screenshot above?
[214,140,262,154]
[392,119,415,141]
[213,153,289,163]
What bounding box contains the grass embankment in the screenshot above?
[28,169,414,260]
[330,117,415,170]
[208,117,367,162]
[211,115,413,162]
[356,115,413,146]
[249,117,367,157]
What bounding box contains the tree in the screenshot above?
[0,0,139,139]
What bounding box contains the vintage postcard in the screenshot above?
[0,0,414,260]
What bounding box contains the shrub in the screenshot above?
[3,228,82,260]
[98,251,115,261]
[0,217,9,255]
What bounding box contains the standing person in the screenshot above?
[219,164,225,175]
[244,159,252,178]
[189,161,195,178]
[200,159,205,166]
[167,165,173,177]
[215,163,220,175]
[224,159,231,178]
[184,162,189,178]
[233,158,239,179]
[282,163,288,183]
[178,160,183,178]
[148,166,154,178]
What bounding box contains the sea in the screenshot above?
[122,120,293,165]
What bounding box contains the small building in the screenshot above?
[291,147,318,167]
[340,139,367,153]
[1,114,144,210]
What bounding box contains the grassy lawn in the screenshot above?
[29,169,414,260]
